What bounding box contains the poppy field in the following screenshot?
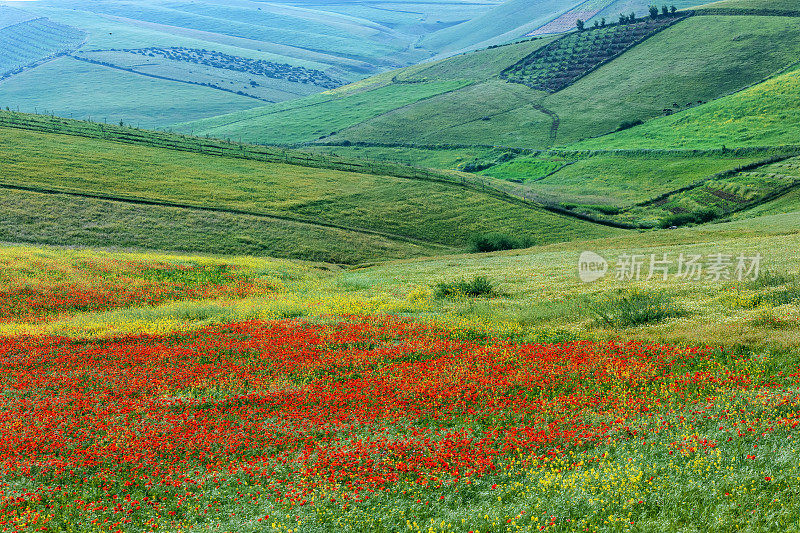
[2,313,799,532]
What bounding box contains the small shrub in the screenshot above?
[744,270,797,289]
[469,233,533,253]
[588,289,685,328]
[616,119,643,132]
[659,207,719,228]
[434,276,496,298]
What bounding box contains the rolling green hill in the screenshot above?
[183,14,800,150]
[418,0,578,56]
[0,0,503,128]
[693,0,800,15]
[571,66,800,150]
[0,112,623,264]
[417,0,700,57]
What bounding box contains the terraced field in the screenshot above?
[0,16,86,79]
[626,154,800,226]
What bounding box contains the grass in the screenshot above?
[0,122,622,263]
[479,155,567,183]
[548,15,800,145]
[305,145,499,171]
[0,17,85,77]
[625,155,800,226]
[332,80,555,147]
[419,0,577,55]
[694,0,800,15]
[526,151,771,206]
[316,15,800,150]
[0,57,263,129]
[572,65,800,150]
[176,80,471,145]
[174,14,800,151]
[0,188,440,265]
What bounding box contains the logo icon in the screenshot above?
[578,251,608,283]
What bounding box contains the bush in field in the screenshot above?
[617,119,644,132]
[744,270,797,289]
[588,289,686,327]
[659,207,719,228]
[434,276,496,298]
[469,232,533,253]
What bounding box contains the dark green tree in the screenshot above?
[662,5,669,15]
[619,13,627,24]
[601,17,606,26]
[630,11,636,21]
[670,5,677,14]
[649,5,659,18]
[576,19,585,31]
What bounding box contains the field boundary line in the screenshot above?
[0,181,453,250]
[0,112,642,229]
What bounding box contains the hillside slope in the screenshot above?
[182,14,800,149]
[418,0,578,56]
[0,112,623,263]
[419,0,701,57]
[693,0,800,15]
[571,66,800,150]
[0,0,501,127]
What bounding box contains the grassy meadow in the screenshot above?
[572,66,800,150]
[2,209,800,532]
[4,2,800,531]
[0,57,263,129]
[0,122,622,264]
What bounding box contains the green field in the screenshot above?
[694,0,800,14]
[305,145,499,171]
[0,119,623,263]
[0,57,263,129]
[478,154,568,183]
[503,15,681,92]
[175,80,472,144]
[0,16,85,78]
[526,151,771,206]
[544,15,800,144]
[572,66,800,150]
[0,188,439,265]
[202,14,800,150]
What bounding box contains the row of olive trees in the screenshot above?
[576,4,677,31]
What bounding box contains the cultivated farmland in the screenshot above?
[0,16,85,79]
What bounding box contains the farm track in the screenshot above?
[531,102,560,146]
